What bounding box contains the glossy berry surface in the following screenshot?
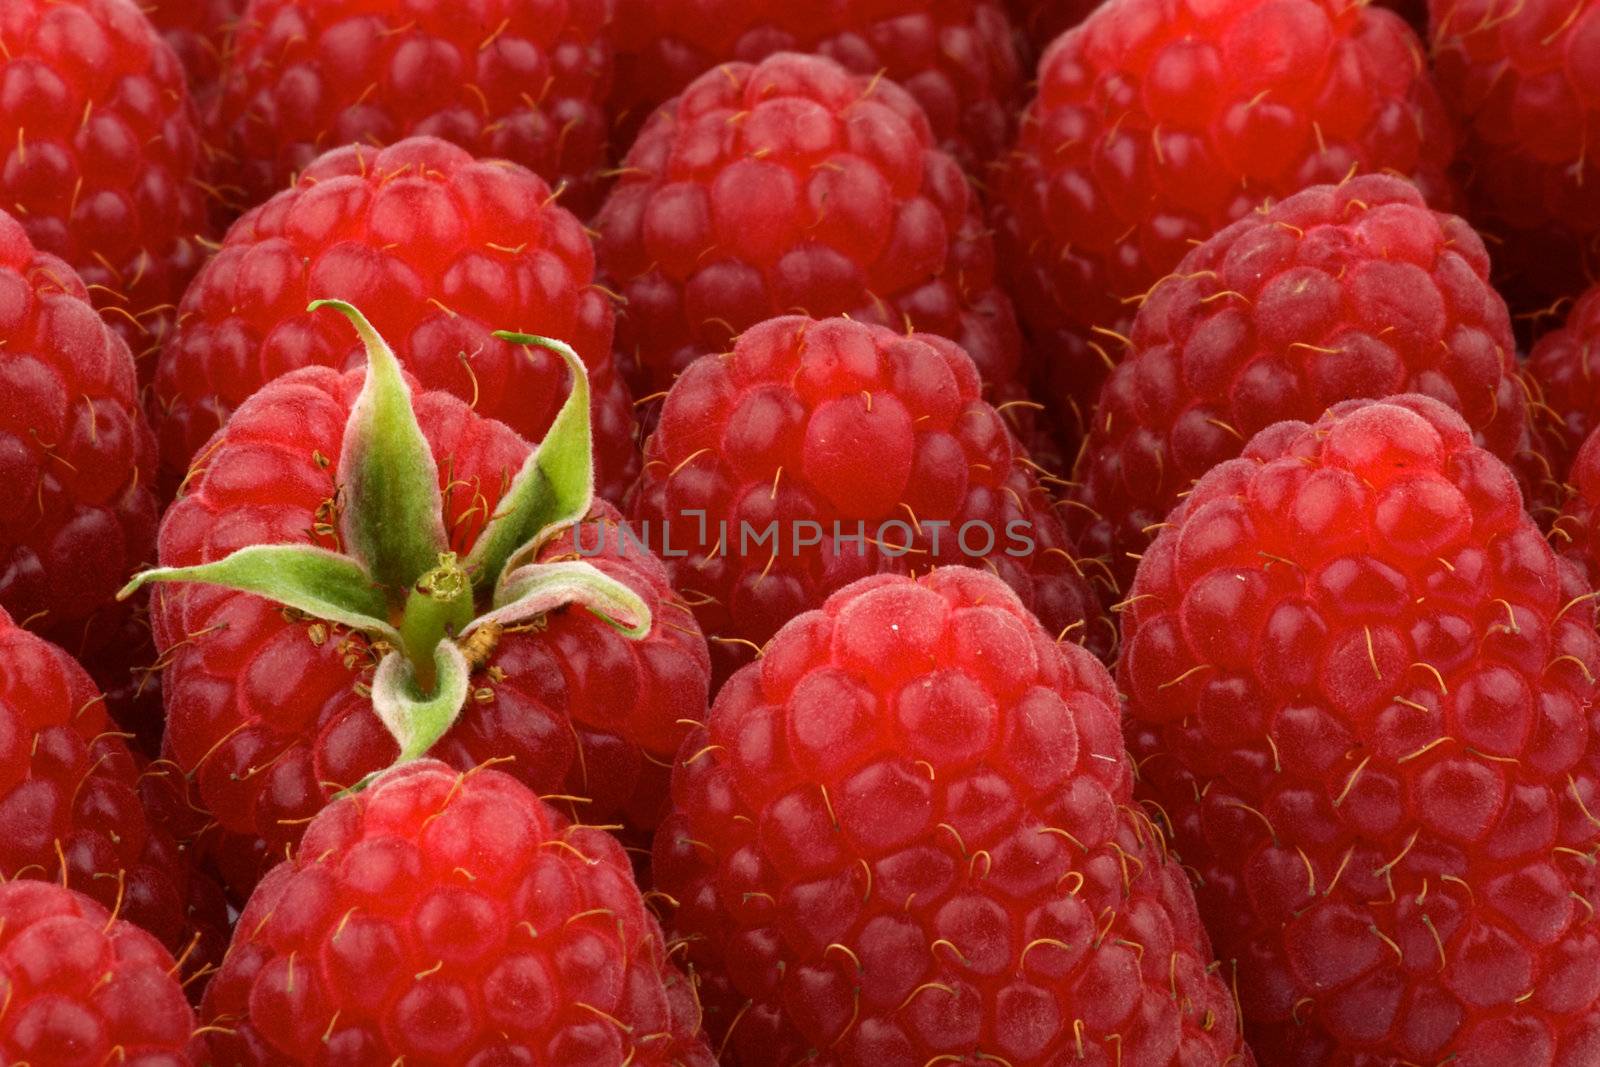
[143,0,241,103]
[202,760,714,1066]
[151,362,708,891]
[213,0,614,215]
[596,52,1025,404]
[1120,395,1600,1063]
[654,568,1254,1065]
[0,0,207,362]
[0,606,222,970]
[153,137,639,503]
[1527,280,1600,492]
[1071,176,1526,593]
[630,315,1109,683]
[0,209,159,674]
[1430,0,1600,308]
[995,0,1454,439]
[608,0,1024,172]
[0,880,197,1067]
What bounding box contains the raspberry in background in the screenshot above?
[212,0,614,217]
[1120,394,1600,1063]
[1552,427,1600,587]
[1431,0,1600,313]
[629,315,1110,684]
[143,0,240,103]
[0,208,161,720]
[1526,280,1600,495]
[201,759,713,1065]
[154,136,640,503]
[0,606,227,983]
[995,0,1455,444]
[1003,0,1102,51]
[596,52,1026,407]
[608,0,1024,174]
[0,881,198,1066]
[0,0,208,364]
[654,567,1255,1065]
[147,307,708,896]
[1071,176,1527,593]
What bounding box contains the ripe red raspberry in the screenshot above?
[213,0,614,216]
[0,606,225,973]
[1071,176,1527,593]
[995,0,1455,441]
[1553,428,1600,587]
[147,307,708,894]
[1120,394,1600,1063]
[654,567,1254,1065]
[1526,280,1600,490]
[0,209,159,684]
[201,759,713,1065]
[0,0,207,362]
[630,315,1110,683]
[608,0,1024,173]
[596,52,1026,406]
[153,136,639,503]
[1430,0,1600,310]
[0,880,197,1066]
[143,0,241,103]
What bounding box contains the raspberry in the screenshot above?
[595,52,1026,406]
[0,209,160,693]
[0,606,224,974]
[153,136,639,502]
[1526,280,1600,491]
[1553,428,1600,587]
[1119,395,1600,1063]
[1430,0,1600,310]
[213,0,614,215]
[0,881,197,1066]
[630,315,1109,684]
[653,567,1254,1065]
[0,0,207,363]
[143,0,241,103]
[147,310,708,895]
[201,759,713,1065]
[608,0,1024,173]
[1071,176,1527,593]
[995,0,1455,442]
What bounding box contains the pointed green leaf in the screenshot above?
[466,559,651,640]
[118,545,399,645]
[465,333,596,593]
[313,299,449,591]
[370,641,471,763]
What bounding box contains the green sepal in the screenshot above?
[313,299,450,591]
[465,559,651,640]
[465,332,595,594]
[117,545,398,645]
[370,640,472,764]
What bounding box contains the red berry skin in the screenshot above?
[142,0,240,103]
[0,881,197,1067]
[150,363,709,897]
[596,52,1026,406]
[201,759,713,1066]
[608,0,1024,174]
[629,315,1110,684]
[1071,176,1527,594]
[0,209,160,685]
[0,0,207,363]
[153,137,640,504]
[653,568,1255,1065]
[1526,281,1600,491]
[1553,427,1600,587]
[0,607,225,978]
[995,0,1455,443]
[1430,0,1600,310]
[1120,395,1600,1064]
[214,0,614,216]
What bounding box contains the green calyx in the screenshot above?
[120,300,650,784]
